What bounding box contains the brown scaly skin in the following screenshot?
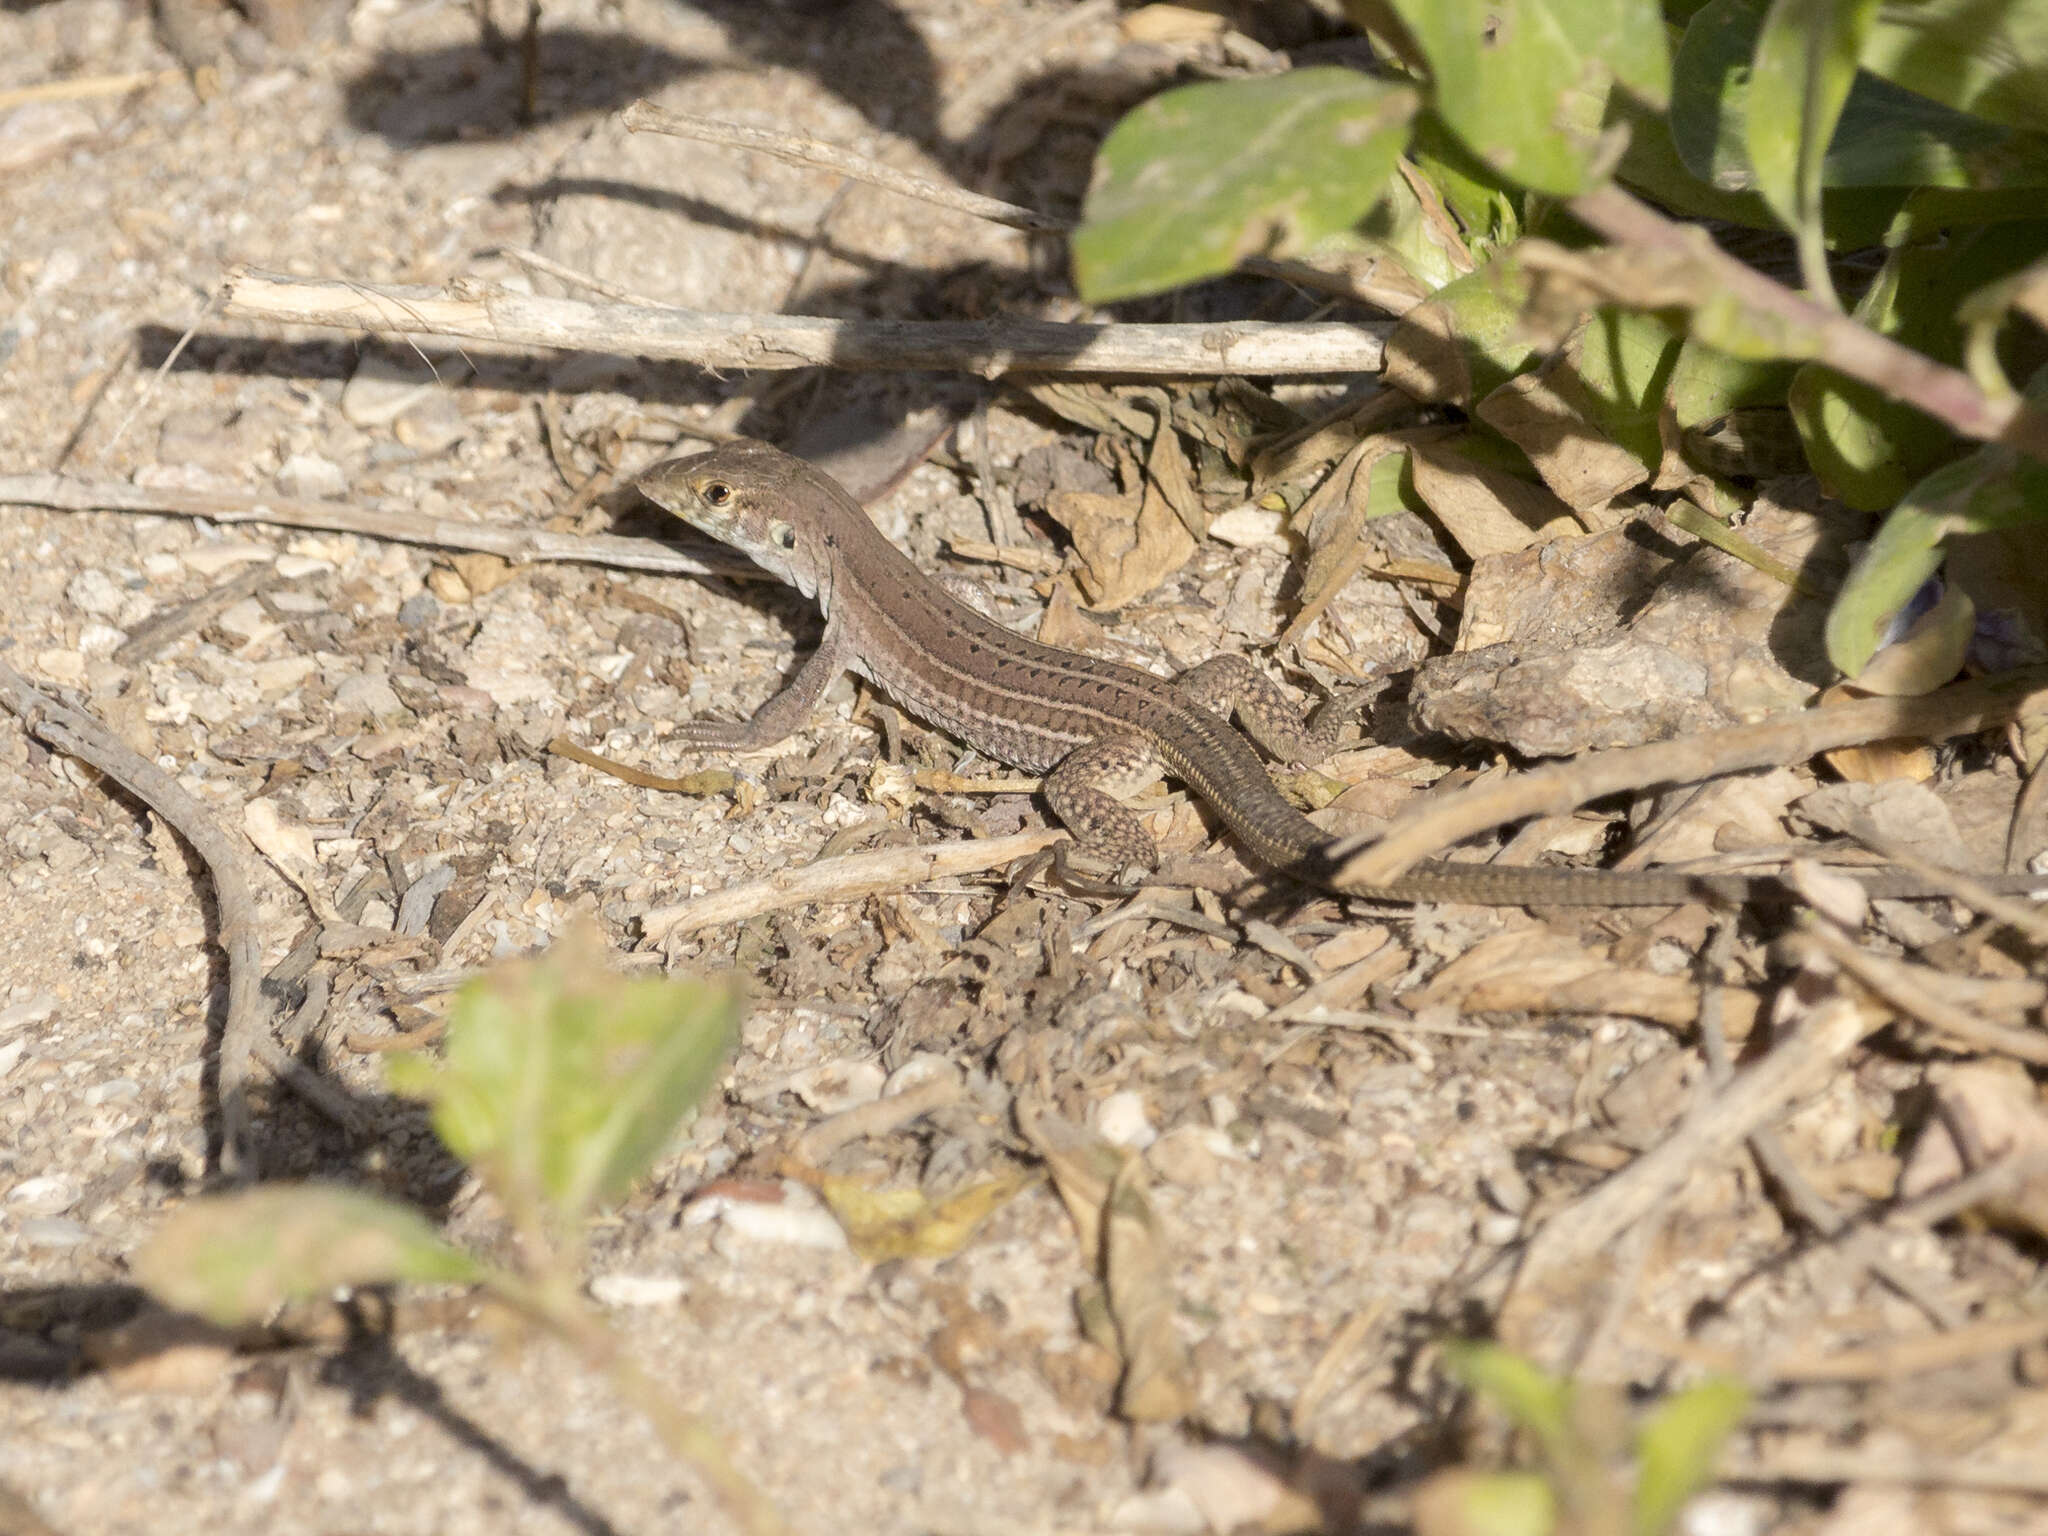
[637,440,2045,907]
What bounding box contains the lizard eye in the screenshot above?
[703,481,734,507]
[769,521,797,550]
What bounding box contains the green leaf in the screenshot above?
[1384,0,1669,195]
[1419,1471,1559,1536]
[1632,1377,1749,1536]
[1824,441,2048,675]
[1674,0,2048,197]
[1746,0,1881,298]
[1072,69,1419,303]
[1860,0,2048,136]
[1444,1341,1574,1452]
[1791,219,2048,507]
[132,1185,482,1325]
[1380,255,1543,406]
[391,926,741,1233]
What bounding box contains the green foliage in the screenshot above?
[1441,1342,1750,1536]
[1072,0,2048,687]
[130,932,767,1529]
[133,1185,482,1325]
[1073,69,1418,303]
[1377,0,1668,195]
[387,925,740,1241]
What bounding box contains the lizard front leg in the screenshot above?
[669,608,853,752]
[1172,653,1371,766]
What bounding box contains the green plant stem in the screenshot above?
[1566,184,2048,463]
[492,1271,785,1536]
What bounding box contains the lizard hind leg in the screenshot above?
[1172,653,1372,767]
[1042,735,1168,883]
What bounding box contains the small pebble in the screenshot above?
[276,452,347,499]
[589,1273,687,1308]
[183,541,275,576]
[1095,1089,1156,1150]
[8,1174,80,1215]
[34,649,85,683]
[77,623,126,658]
[66,569,126,619]
[19,1216,92,1249]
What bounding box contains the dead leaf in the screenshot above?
[1017,1102,1123,1262]
[816,1168,1036,1262]
[1406,437,1578,559]
[1847,583,1978,699]
[1105,1156,1196,1422]
[1474,358,1651,513]
[1043,485,1195,610]
[1898,1061,2048,1238]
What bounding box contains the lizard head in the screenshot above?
[636,440,831,600]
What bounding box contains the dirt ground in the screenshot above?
[4,1,2048,1534]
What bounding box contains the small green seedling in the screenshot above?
[133,927,773,1534]
[1412,1341,1750,1536]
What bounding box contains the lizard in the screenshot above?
[634,439,2043,908]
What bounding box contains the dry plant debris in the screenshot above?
[3,1,2048,1534]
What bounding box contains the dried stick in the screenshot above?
[1790,919,2048,1066]
[1719,1449,2048,1494]
[1497,993,1883,1371]
[0,664,269,1176]
[1762,1308,2048,1383]
[0,473,754,579]
[218,268,1391,378]
[1334,666,2048,886]
[642,828,1064,939]
[621,104,1068,232]
[792,1064,965,1164]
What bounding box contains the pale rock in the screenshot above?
[8,1174,80,1216]
[589,1273,687,1308]
[465,608,560,709]
[252,656,319,694]
[183,540,276,576]
[276,452,347,500]
[35,648,85,683]
[77,623,126,658]
[333,673,406,721]
[216,597,278,643]
[66,569,127,619]
[1095,1089,1157,1150]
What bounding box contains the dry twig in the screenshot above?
[0,473,754,578]
[1336,667,2048,886]
[642,828,1065,939]
[0,664,270,1175]
[218,268,1390,378]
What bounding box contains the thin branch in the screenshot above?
[621,103,1069,233]
[1720,1449,2048,1494]
[1334,666,2048,886]
[1498,993,1884,1371]
[0,664,269,1177]
[0,473,756,579]
[218,268,1390,378]
[641,828,1065,940]
[1790,919,2048,1066]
